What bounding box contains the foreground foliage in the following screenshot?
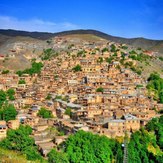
[48,130,123,163]
[0,125,43,161]
[128,116,163,163]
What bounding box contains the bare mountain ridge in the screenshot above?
[0,29,163,53]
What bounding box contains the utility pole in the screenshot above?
[123,133,128,163]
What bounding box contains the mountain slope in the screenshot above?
[0,29,163,53]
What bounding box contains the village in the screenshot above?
[0,36,162,157]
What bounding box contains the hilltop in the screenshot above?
[0,29,163,53]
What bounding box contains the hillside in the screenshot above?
[0,29,163,79]
[0,29,163,53]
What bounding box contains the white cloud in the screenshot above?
[0,15,79,32]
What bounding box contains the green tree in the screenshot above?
[16,62,43,76]
[18,80,26,84]
[0,125,42,161]
[72,64,82,72]
[0,90,6,107]
[63,130,122,163]
[2,70,9,74]
[6,88,15,101]
[65,107,72,116]
[46,94,52,100]
[38,107,53,118]
[3,104,17,122]
[48,149,69,163]
[96,87,104,93]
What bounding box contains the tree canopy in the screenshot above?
[60,130,123,163]
[72,64,82,72]
[128,116,163,163]
[147,73,163,103]
[38,107,53,118]
[0,125,43,161]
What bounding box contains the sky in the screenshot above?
[0,0,163,40]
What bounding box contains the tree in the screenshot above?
[0,125,43,161]
[38,107,53,118]
[6,88,15,101]
[2,70,9,74]
[62,130,122,163]
[48,149,69,163]
[65,107,72,116]
[159,90,163,103]
[146,73,163,103]
[96,87,104,93]
[24,146,42,161]
[16,62,43,76]
[18,80,26,84]
[0,90,6,107]
[72,64,82,72]
[148,73,160,81]
[3,104,17,122]
[46,94,52,100]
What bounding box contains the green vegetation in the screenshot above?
[0,104,17,122]
[2,70,10,74]
[65,107,72,116]
[41,48,58,60]
[6,89,15,101]
[97,57,104,63]
[96,87,104,93]
[48,149,68,163]
[146,73,163,103]
[77,50,86,57]
[46,40,52,45]
[46,94,52,100]
[68,44,74,49]
[121,45,128,50]
[158,57,163,61]
[110,44,116,52]
[0,147,29,163]
[18,79,26,84]
[129,52,150,62]
[72,64,82,72]
[124,61,142,75]
[130,67,142,75]
[137,47,142,50]
[128,116,163,163]
[0,90,7,107]
[16,61,43,76]
[38,107,53,118]
[136,84,144,89]
[106,56,114,64]
[57,130,123,163]
[0,125,43,161]
[102,47,108,53]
